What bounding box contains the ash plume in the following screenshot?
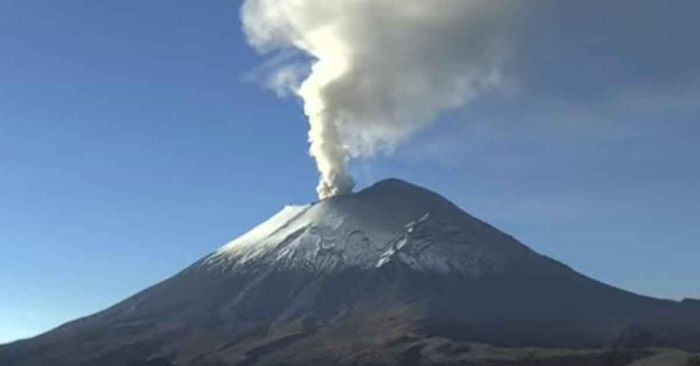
[241,0,520,199]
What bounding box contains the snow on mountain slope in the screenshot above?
[213,204,311,262]
[205,179,536,276]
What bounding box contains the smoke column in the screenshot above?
[241,0,519,199]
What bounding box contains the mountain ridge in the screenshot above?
[207,178,540,276]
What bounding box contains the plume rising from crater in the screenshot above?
[241,0,520,198]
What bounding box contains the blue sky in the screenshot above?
[1,1,699,344]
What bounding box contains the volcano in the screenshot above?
[1,179,699,366]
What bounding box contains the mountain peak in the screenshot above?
[209,178,533,276]
[356,178,443,201]
[328,178,459,221]
[323,178,448,213]
[363,177,422,191]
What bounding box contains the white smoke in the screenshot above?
[241,0,520,199]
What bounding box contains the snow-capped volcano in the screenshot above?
[206,179,535,276]
[2,179,699,366]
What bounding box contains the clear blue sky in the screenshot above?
[1,1,699,344]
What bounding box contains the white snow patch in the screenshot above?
[209,205,310,264]
[204,182,524,276]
